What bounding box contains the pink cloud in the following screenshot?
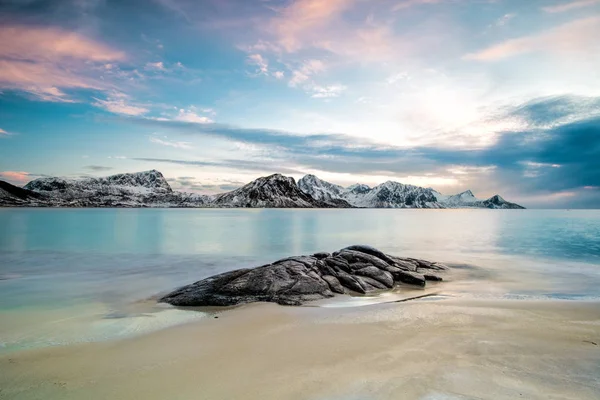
[0,59,105,101]
[464,16,600,61]
[268,0,353,52]
[0,25,125,63]
[317,25,399,61]
[247,0,412,65]
[392,0,446,12]
[0,171,30,185]
[0,25,125,101]
[542,0,600,13]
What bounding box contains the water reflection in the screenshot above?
[1,209,599,261]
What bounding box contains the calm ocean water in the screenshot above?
[1,208,599,352]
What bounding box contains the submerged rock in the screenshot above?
[160,245,448,307]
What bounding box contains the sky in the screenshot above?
[0,0,599,208]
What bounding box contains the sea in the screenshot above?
[1,208,599,353]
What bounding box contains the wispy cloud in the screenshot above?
[0,128,13,137]
[133,157,305,175]
[93,94,149,116]
[0,25,125,101]
[465,16,600,61]
[242,0,404,65]
[246,53,269,76]
[143,61,185,74]
[149,136,193,149]
[266,0,353,53]
[310,84,347,98]
[542,0,600,13]
[83,165,113,172]
[0,25,125,63]
[493,13,516,27]
[166,176,244,193]
[174,107,213,123]
[288,59,327,87]
[0,59,100,102]
[145,61,167,71]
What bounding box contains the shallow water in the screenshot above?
[1,208,599,352]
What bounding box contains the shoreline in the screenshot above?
[2,297,599,400]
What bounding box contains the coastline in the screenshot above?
[2,298,599,400]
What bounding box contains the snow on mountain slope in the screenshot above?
[344,181,441,208]
[297,174,345,202]
[441,190,478,206]
[212,174,350,208]
[297,174,524,209]
[19,170,211,207]
[24,170,172,197]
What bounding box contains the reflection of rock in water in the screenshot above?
[160,245,449,307]
[446,262,497,280]
[103,312,153,320]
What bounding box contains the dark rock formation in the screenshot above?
[0,180,48,206]
[160,245,449,307]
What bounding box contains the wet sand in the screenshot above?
[1,298,600,400]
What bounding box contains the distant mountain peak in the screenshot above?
[216,173,349,208]
[298,174,345,202]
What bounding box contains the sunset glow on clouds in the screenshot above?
[0,0,599,208]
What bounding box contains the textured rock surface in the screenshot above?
[160,245,449,307]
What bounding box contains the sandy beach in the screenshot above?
[1,298,599,400]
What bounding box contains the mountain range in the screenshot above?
[0,170,525,209]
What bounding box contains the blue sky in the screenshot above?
[0,0,599,208]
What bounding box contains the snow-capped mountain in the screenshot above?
[24,169,172,197]
[16,170,211,207]
[297,174,345,202]
[0,170,524,209]
[212,174,351,208]
[345,181,442,208]
[297,174,524,209]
